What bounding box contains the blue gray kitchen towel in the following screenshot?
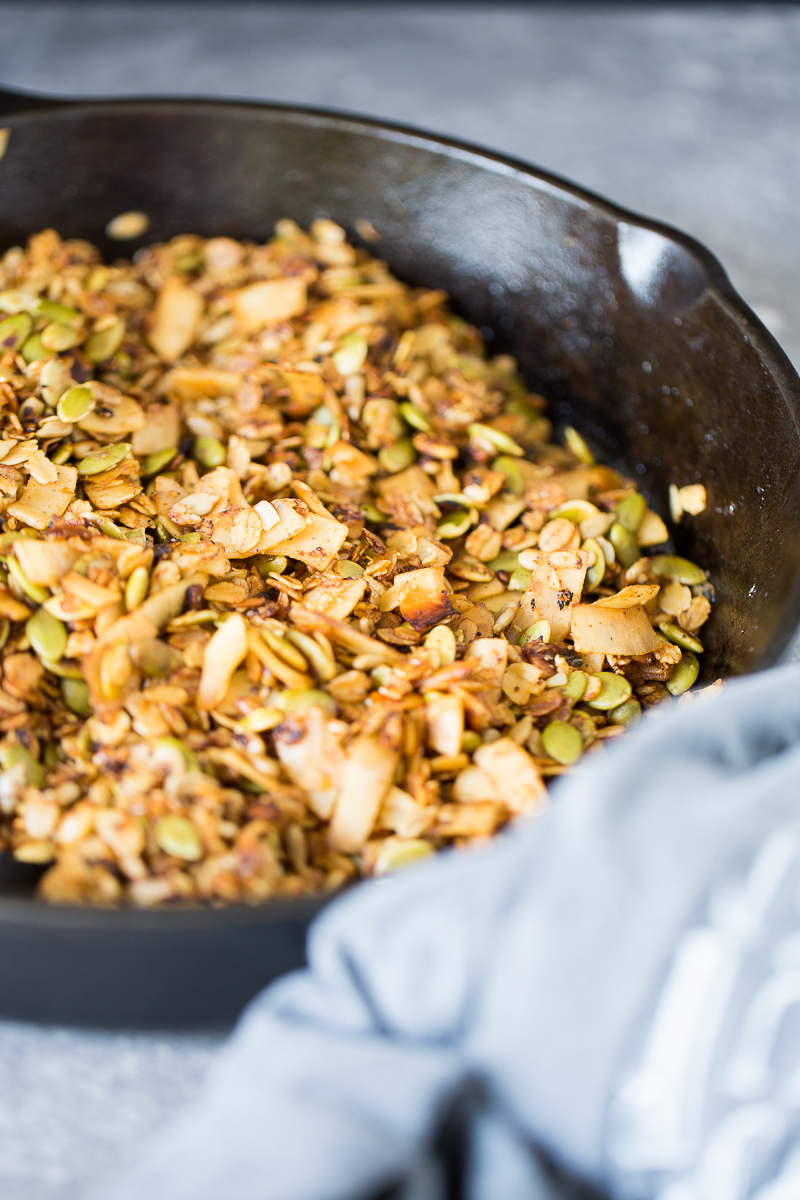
[101,665,800,1200]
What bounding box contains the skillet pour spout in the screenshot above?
[0,85,798,1029]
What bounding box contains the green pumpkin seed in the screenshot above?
[364,504,384,524]
[129,638,182,676]
[0,742,44,787]
[542,720,584,765]
[0,312,32,351]
[433,492,474,509]
[658,622,704,653]
[262,629,309,672]
[519,620,551,644]
[608,697,642,726]
[650,555,707,586]
[77,443,129,476]
[29,297,82,326]
[424,624,457,665]
[61,677,92,716]
[7,556,49,603]
[26,609,67,663]
[51,443,73,465]
[84,317,125,363]
[666,651,700,696]
[275,688,336,716]
[193,435,226,469]
[285,630,336,682]
[124,565,150,611]
[154,815,202,861]
[508,567,532,591]
[586,671,633,710]
[562,670,587,701]
[492,455,524,493]
[175,251,204,274]
[311,404,335,427]
[374,839,434,875]
[56,385,95,423]
[488,550,520,573]
[20,334,50,363]
[379,438,416,473]
[41,322,81,352]
[582,537,607,589]
[332,333,368,376]
[467,422,523,456]
[180,531,202,544]
[255,555,288,578]
[41,659,81,679]
[399,402,431,432]
[608,522,640,570]
[142,446,178,475]
[461,730,482,754]
[614,491,646,535]
[332,559,365,578]
[152,737,199,774]
[436,509,473,539]
[549,499,600,524]
[563,425,595,465]
[504,396,541,420]
[93,516,125,539]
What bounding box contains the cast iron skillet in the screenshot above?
[0,87,798,1029]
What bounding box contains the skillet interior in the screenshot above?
[0,93,798,1027]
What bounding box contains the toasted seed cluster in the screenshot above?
[0,221,714,906]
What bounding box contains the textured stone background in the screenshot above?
[0,4,797,1197]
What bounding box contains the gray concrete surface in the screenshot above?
[0,3,797,1197]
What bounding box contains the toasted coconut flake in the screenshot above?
[473,737,546,815]
[386,566,456,632]
[149,277,203,362]
[196,613,249,710]
[209,506,264,557]
[378,786,436,838]
[425,691,464,758]
[273,707,344,819]
[7,464,77,530]
[452,765,499,804]
[233,277,307,331]
[268,513,348,572]
[570,603,662,655]
[253,498,311,552]
[12,539,81,587]
[517,549,589,642]
[434,802,501,838]
[162,367,242,401]
[303,576,367,621]
[131,403,181,456]
[594,584,660,609]
[27,450,58,485]
[328,734,400,852]
[464,638,508,700]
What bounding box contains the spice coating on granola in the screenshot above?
[0,221,711,906]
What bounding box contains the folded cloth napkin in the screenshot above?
[99,665,800,1200]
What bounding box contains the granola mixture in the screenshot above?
[0,221,712,906]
